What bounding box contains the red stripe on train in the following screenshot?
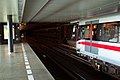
[78,42,120,52]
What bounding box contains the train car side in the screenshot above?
[76,21,120,79]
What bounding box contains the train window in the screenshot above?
[84,28,90,39]
[71,25,76,40]
[80,26,86,39]
[92,25,97,40]
[79,23,119,42]
[118,25,120,42]
[80,26,90,40]
[101,23,119,42]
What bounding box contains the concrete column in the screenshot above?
[0,24,2,45]
[7,15,13,52]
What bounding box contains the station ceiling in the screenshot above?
[0,0,120,23]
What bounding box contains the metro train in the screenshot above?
[75,14,120,78]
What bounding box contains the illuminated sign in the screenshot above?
[4,25,15,39]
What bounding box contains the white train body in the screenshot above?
[76,40,120,66]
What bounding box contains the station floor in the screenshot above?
[0,43,55,80]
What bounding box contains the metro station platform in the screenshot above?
[0,43,55,80]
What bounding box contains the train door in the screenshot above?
[79,25,91,52]
[79,24,99,55]
[85,24,98,54]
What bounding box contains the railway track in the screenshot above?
[28,38,118,80]
[41,44,86,80]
